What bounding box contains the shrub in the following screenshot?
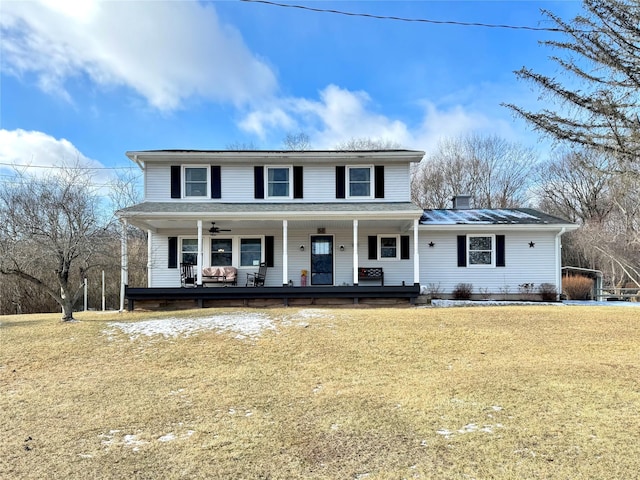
[538,283,558,302]
[518,282,536,300]
[478,287,492,300]
[563,275,593,300]
[452,283,473,300]
[425,282,443,299]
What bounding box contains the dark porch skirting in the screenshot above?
[125,284,421,311]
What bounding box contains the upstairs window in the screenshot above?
[266,166,292,198]
[347,166,372,198]
[468,235,494,267]
[183,166,208,198]
[211,238,233,266]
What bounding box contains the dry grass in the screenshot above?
[1,306,639,479]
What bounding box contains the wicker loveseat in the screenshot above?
[202,266,237,286]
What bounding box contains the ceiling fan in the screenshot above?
[208,222,231,235]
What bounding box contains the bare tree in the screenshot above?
[226,140,260,150]
[533,149,614,223]
[0,168,109,321]
[335,137,403,151]
[504,0,640,165]
[283,131,311,150]
[534,147,640,287]
[412,134,536,209]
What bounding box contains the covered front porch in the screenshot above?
[124,283,421,310]
[117,202,423,310]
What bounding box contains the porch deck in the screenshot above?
[125,284,421,310]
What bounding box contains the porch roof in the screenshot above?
[117,201,423,231]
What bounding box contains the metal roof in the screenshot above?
[420,208,575,226]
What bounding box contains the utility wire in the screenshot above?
[240,0,568,32]
[0,162,137,170]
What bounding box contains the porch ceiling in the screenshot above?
[131,217,416,233]
[118,201,422,232]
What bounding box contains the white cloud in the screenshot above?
[0,0,277,110]
[0,129,107,181]
[239,84,514,152]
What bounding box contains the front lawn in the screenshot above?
[1,306,638,479]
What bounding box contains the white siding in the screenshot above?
[142,161,412,203]
[418,230,561,294]
[145,163,171,201]
[149,227,417,287]
[358,228,415,286]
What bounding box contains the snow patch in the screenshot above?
[430,299,563,308]
[104,312,276,340]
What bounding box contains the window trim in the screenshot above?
[179,235,265,268]
[346,165,374,199]
[239,236,264,267]
[467,234,496,268]
[377,234,400,261]
[180,237,199,265]
[210,237,233,266]
[182,165,210,199]
[265,165,293,200]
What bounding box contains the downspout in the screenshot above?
[555,227,566,299]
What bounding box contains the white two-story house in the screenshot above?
[116,149,576,308]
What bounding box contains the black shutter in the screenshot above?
[170,166,181,199]
[265,236,274,267]
[457,235,467,267]
[374,165,385,199]
[293,166,303,199]
[336,166,345,199]
[368,235,377,260]
[211,165,221,199]
[400,235,410,259]
[254,166,264,199]
[168,237,178,269]
[496,235,506,267]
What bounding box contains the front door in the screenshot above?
[310,235,333,285]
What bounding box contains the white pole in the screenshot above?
[147,229,153,288]
[197,220,203,286]
[413,218,420,286]
[119,218,128,311]
[282,220,288,286]
[353,219,359,285]
[102,270,106,311]
[83,277,88,311]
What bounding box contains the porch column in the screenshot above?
[197,220,203,286]
[413,218,420,285]
[282,220,288,286]
[119,218,128,312]
[353,219,359,285]
[147,229,153,287]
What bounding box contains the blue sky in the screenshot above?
[1,0,582,180]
